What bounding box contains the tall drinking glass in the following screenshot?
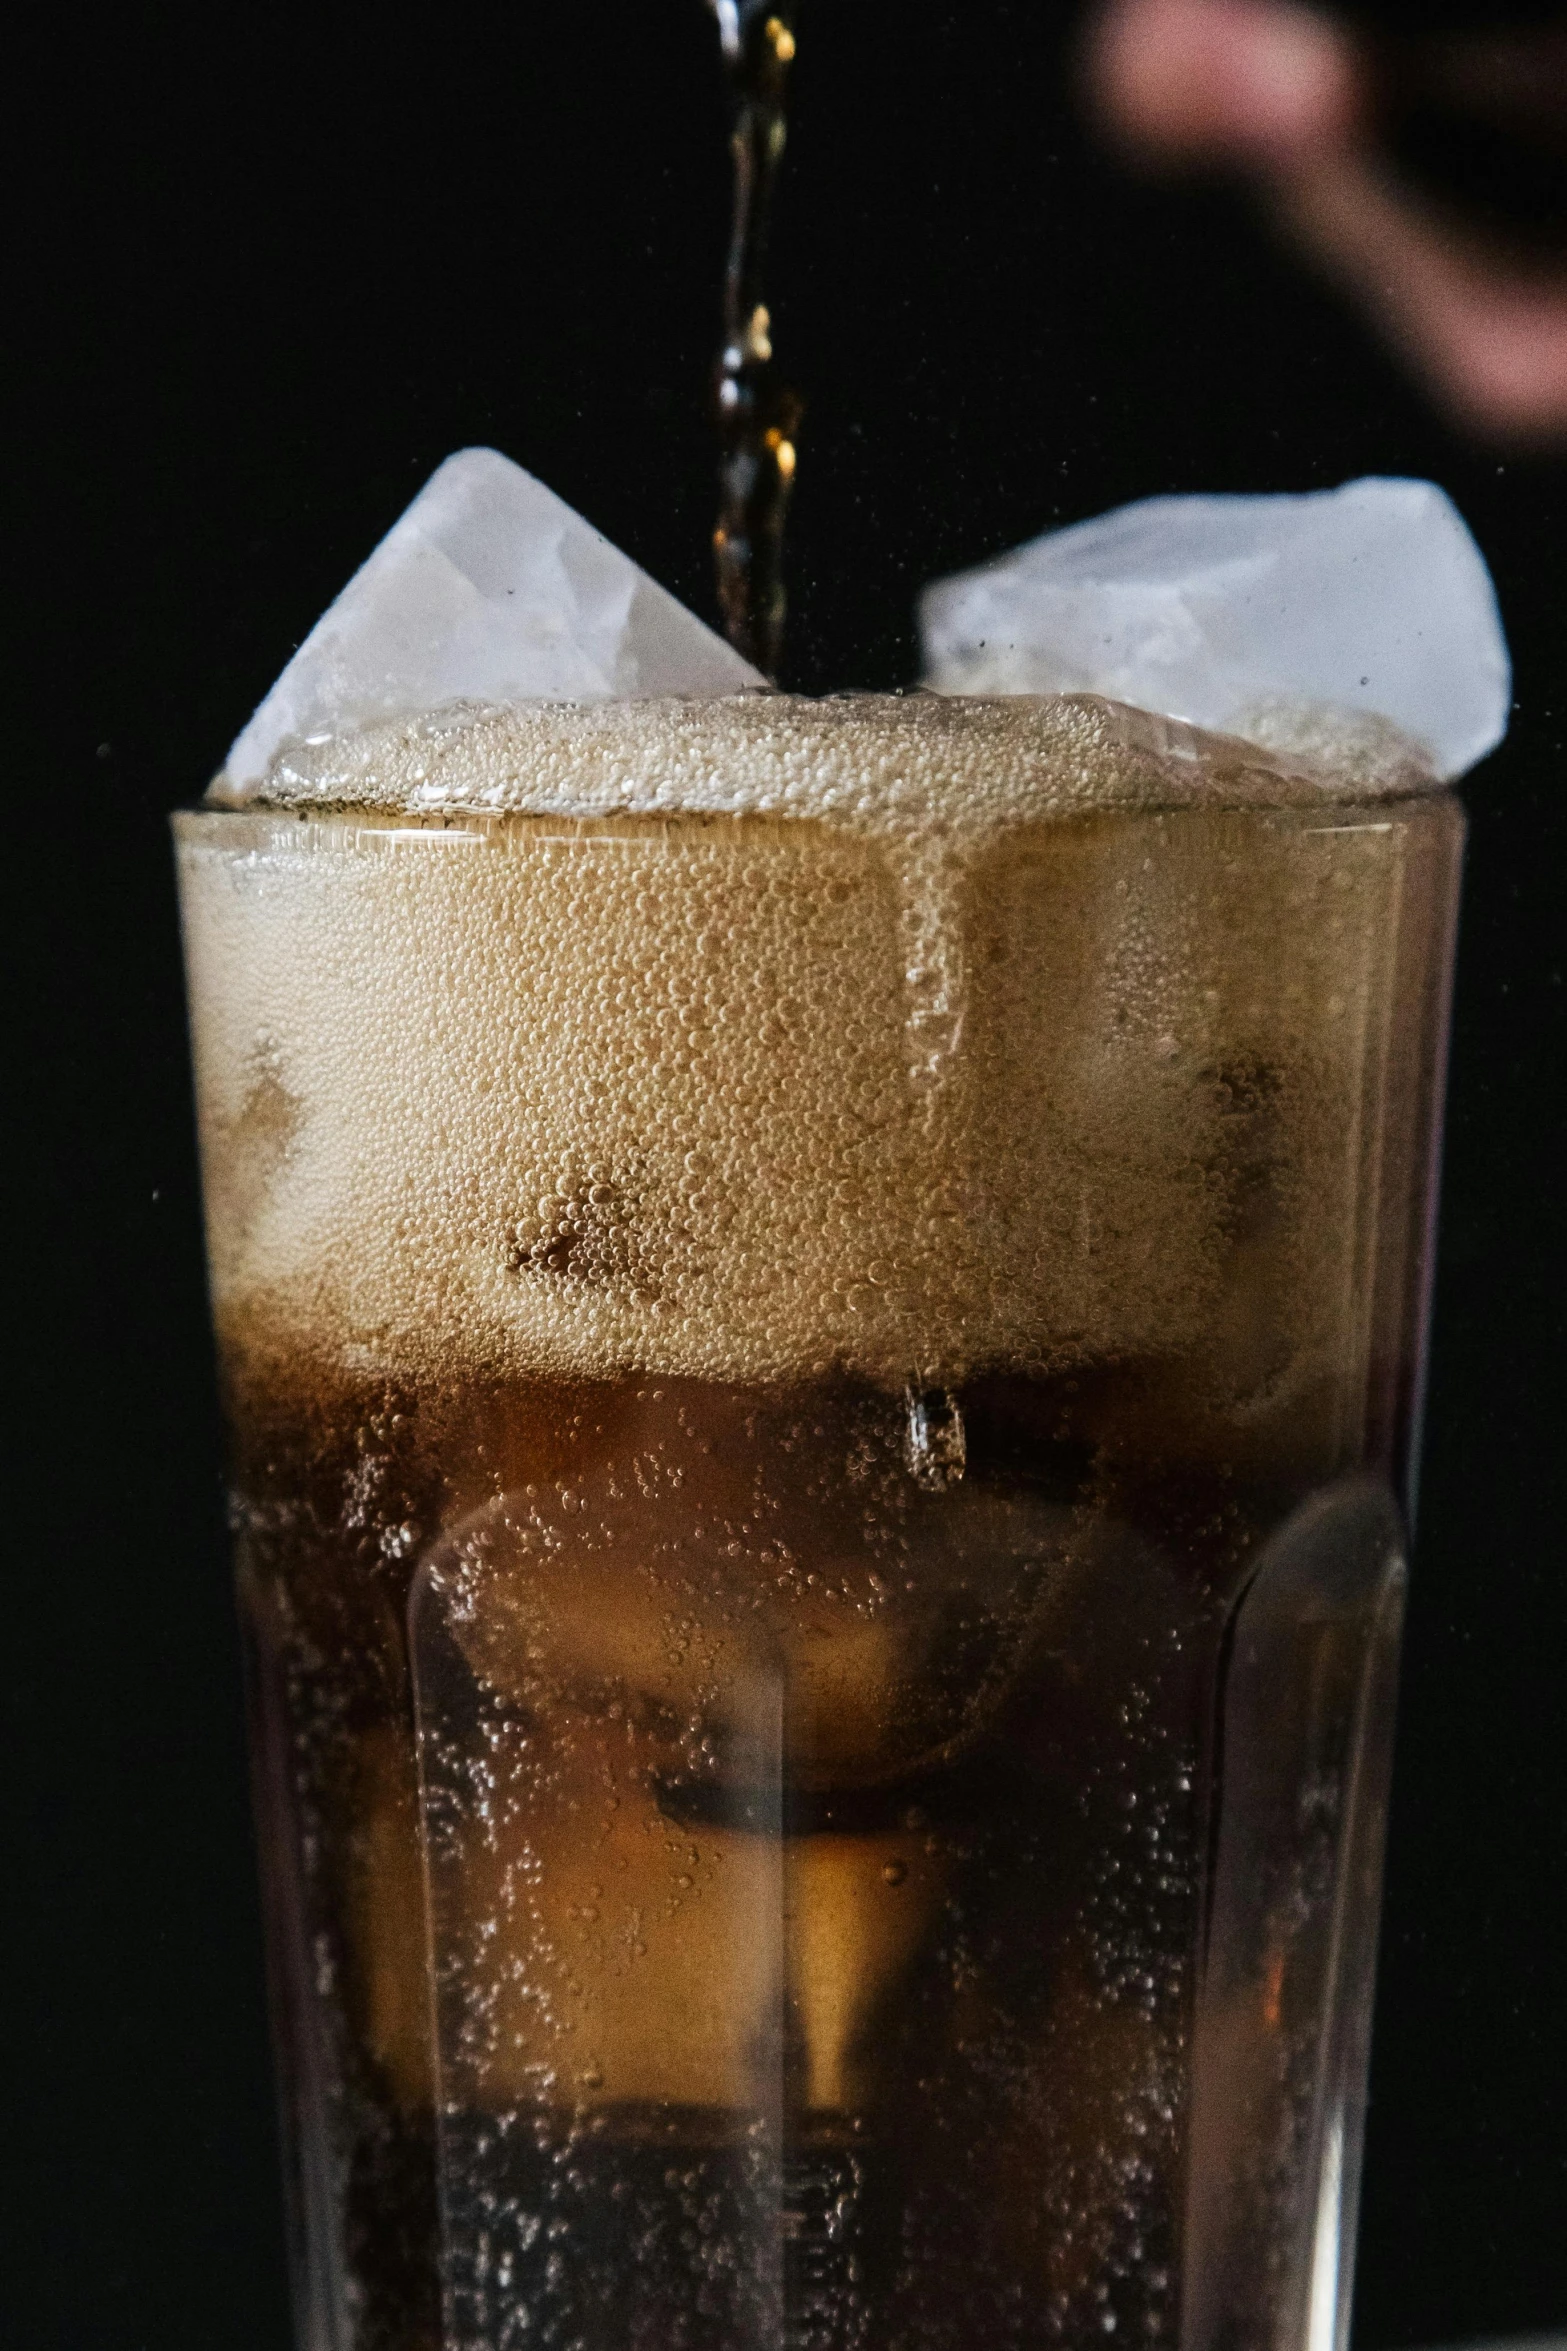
[175,693,1462,2351]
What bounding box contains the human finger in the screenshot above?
[1084,0,1361,163]
[1278,147,1567,435]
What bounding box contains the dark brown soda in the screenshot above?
[230,1350,1388,2351]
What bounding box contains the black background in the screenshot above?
[8,3,1565,2346]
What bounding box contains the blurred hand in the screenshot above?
[1085,0,1567,439]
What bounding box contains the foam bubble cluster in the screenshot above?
[179,694,1444,1397]
[209,688,1438,822]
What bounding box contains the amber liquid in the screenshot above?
[235,1355,1383,2351]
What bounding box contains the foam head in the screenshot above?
[181,695,1452,1422]
[918,477,1510,780]
[223,449,764,796]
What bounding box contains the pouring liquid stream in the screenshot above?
[711,1,801,679]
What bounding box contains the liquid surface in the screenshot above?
[206,689,1437,820]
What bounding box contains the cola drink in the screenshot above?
[175,690,1461,2351]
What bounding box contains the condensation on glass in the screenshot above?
[175,694,1463,2351]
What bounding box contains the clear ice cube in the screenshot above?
[223,447,764,794]
[919,476,1510,779]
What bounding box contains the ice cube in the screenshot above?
[918,477,1509,780]
[222,447,764,794]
